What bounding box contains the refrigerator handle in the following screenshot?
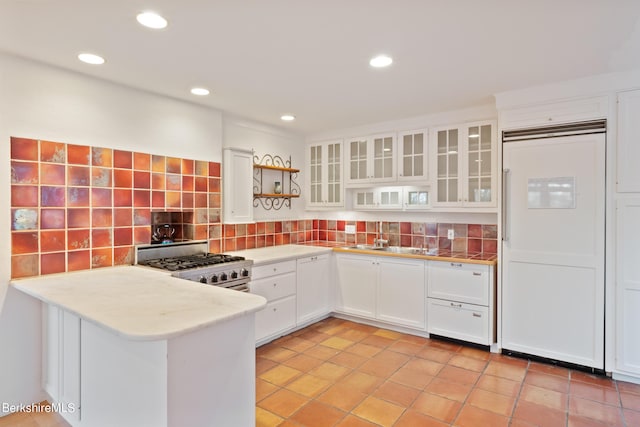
[502,168,510,242]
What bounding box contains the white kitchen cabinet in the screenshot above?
[352,187,403,210]
[251,260,297,343]
[397,129,429,182]
[346,133,396,186]
[403,186,430,210]
[307,140,344,207]
[43,305,81,423]
[335,253,426,331]
[223,148,254,224]
[427,261,495,345]
[499,95,609,130]
[431,120,497,208]
[616,197,640,377]
[377,257,426,329]
[617,90,640,193]
[297,254,331,325]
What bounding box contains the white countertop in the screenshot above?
[10,266,267,341]
[226,244,333,265]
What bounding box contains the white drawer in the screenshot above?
[250,272,296,301]
[427,298,490,345]
[428,261,490,306]
[252,260,296,280]
[255,295,296,341]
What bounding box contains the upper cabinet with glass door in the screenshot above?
[397,129,428,183]
[431,120,497,208]
[345,133,396,186]
[307,140,344,208]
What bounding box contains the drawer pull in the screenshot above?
[473,312,482,318]
[451,263,463,268]
[472,272,482,276]
[273,283,277,287]
[450,302,463,308]
[273,308,277,312]
[273,268,277,272]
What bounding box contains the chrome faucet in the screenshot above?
[374,221,388,248]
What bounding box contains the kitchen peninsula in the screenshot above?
[11,266,267,427]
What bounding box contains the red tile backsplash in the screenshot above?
[11,161,39,184]
[91,147,112,167]
[40,230,65,252]
[113,150,133,169]
[40,252,66,275]
[41,209,65,229]
[11,185,38,206]
[40,140,66,163]
[41,163,66,185]
[11,232,39,254]
[11,137,39,161]
[68,250,90,271]
[67,144,90,165]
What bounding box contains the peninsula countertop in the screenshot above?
[226,244,333,265]
[10,265,267,341]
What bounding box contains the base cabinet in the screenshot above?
[427,261,495,345]
[297,254,331,325]
[335,254,426,331]
[251,260,297,343]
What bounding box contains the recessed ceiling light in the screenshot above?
[78,53,105,65]
[281,115,296,122]
[369,55,393,68]
[190,87,210,96]
[136,11,168,29]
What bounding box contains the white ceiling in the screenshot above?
[1,0,640,135]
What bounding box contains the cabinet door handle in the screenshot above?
[450,302,463,308]
[450,263,463,268]
[472,272,482,276]
[472,312,482,318]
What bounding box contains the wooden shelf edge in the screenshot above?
[253,193,300,198]
[253,164,300,173]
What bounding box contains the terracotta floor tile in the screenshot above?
[436,365,481,386]
[620,391,640,411]
[394,409,450,427]
[373,380,421,407]
[258,388,309,418]
[476,374,522,397]
[352,396,404,427]
[360,334,395,348]
[336,328,371,343]
[404,358,445,376]
[570,381,621,406]
[529,361,571,378]
[256,357,278,375]
[290,400,346,427]
[567,414,614,427]
[398,334,429,346]
[320,336,355,350]
[424,377,473,402]
[490,353,530,368]
[448,354,489,372]
[280,336,316,353]
[484,360,527,382]
[304,344,341,360]
[373,329,404,340]
[568,396,624,426]
[285,373,332,398]
[334,414,379,427]
[525,370,570,393]
[338,371,384,394]
[256,378,279,401]
[411,391,462,423]
[417,346,454,364]
[618,381,640,395]
[317,383,368,412]
[453,404,510,427]
[256,406,284,427]
[520,384,568,411]
[456,346,491,361]
[297,329,332,343]
[259,345,297,362]
[372,348,411,366]
[465,388,516,416]
[509,419,540,427]
[259,364,303,386]
[389,366,434,390]
[345,342,383,358]
[330,351,368,369]
[282,353,324,372]
[316,323,346,336]
[512,400,567,427]
[623,408,640,426]
[309,362,351,382]
[571,371,617,389]
[358,358,403,378]
[387,340,424,356]
[427,339,462,352]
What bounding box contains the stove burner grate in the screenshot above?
[138,253,246,271]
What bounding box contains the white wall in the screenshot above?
[222,116,306,221]
[0,52,224,414]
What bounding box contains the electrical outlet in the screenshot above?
[345,225,356,234]
[447,229,455,240]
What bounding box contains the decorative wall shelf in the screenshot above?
[253,154,301,210]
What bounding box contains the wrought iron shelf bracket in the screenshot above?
[253,154,301,210]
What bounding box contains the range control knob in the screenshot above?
[220,272,228,281]
[231,271,238,279]
[199,276,207,284]
[240,268,249,277]
[211,274,218,283]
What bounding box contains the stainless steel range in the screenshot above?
[135,241,252,292]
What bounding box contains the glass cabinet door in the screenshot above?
[399,130,426,180]
[309,145,322,204]
[436,128,459,203]
[373,136,394,179]
[466,124,493,203]
[327,142,341,204]
[349,139,368,180]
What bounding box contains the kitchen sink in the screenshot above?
[345,244,383,250]
[344,245,436,255]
